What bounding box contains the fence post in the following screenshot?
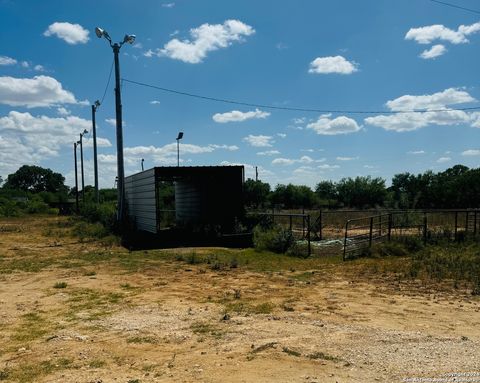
[388,213,392,241]
[423,212,428,246]
[466,211,469,235]
[302,214,305,238]
[272,207,275,224]
[454,211,458,241]
[343,221,349,261]
[474,211,477,236]
[307,215,311,257]
[289,215,292,231]
[369,217,374,248]
[319,209,323,240]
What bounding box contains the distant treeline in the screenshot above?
[244,165,480,210]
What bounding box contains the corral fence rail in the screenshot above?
[343,209,480,260]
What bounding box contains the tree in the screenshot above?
[336,176,387,208]
[3,165,67,193]
[243,179,271,208]
[269,183,317,209]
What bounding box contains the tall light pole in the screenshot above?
[95,27,136,225]
[78,129,88,201]
[92,100,101,203]
[141,158,144,171]
[73,142,79,212]
[176,132,184,167]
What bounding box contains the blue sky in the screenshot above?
[1,0,480,188]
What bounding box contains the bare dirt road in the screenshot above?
[0,216,479,382]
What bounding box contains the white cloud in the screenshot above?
[386,88,474,111]
[277,133,287,138]
[209,144,239,151]
[257,150,280,156]
[212,108,270,123]
[336,156,358,161]
[143,49,154,58]
[292,117,306,125]
[162,2,175,8]
[0,56,17,66]
[21,61,29,68]
[243,134,274,147]
[105,118,118,127]
[462,149,480,156]
[365,88,477,132]
[408,150,425,154]
[57,107,71,116]
[44,22,90,45]
[34,64,46,72]
[272,155,315,166]
[307,114,361,135]
[405,21,480,45]
[150,100,161,105]
[0,75,78,108]
[154,20,255,63]
[308,55,358,74]
[317,164,340,170]
[0,111,112,177]
[437,157,451,163]
[420,44,447,59]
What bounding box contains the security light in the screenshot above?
[95,27,104,38]
[123,34,136,44]
[94,100,101,108]
[176,132,184,140]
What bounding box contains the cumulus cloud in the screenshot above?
[0,111,111,177]
[386,88,474,111]
[308,55,358,74]
[408,150,425,154]
[365,88,477,132]
[307,114,361,135]
[152,20,255,63]
[437,156,451,163]
[462,149,480,156]
[0,75,78,108]
[272,156,315,166]
[212,108,270,123]
[150,100,161,105]
[336,156,358,161]
[277,133,287,138]
[0,56,17,66]
[243,134,274,147]
[257,150,280,156]
[44,22,90,45]
[420,44,447,59]
[317,164,340,170]
[405,21,480,45]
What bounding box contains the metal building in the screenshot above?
[125,166,245,234]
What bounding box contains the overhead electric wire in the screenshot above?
[100,59,114,105]
[427,0,480,15]
[122,78,480,115]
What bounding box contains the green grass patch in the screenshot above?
[127,336,158,344]
[0,358,73,382]
[190,322,224,339]
[66,288,125,321]
[224,301,275,315]
[12,312,50,342]
[89,359,106,369]
[53,281,67,289]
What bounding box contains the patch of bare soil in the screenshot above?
[0,216,479,382]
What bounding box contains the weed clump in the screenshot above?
[253,225,295,254]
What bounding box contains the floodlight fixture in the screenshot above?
[176,132,184,140]
[123,34,136,45]
[94,100,101,108]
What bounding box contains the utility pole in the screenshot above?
[74,142,79,212]
[255,166,258,182]
[141,158,144,171]
[78,129,88,201]
[92,100,100,203]
[176,132,184,167]
[95,27,135,226]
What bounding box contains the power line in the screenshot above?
[427,0,480,15]
[122,78,480,115]
[100,59,114,105]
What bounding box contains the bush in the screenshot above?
[253,225,295,253]
[0,197,22,217]
[286,241,309,258]
[79,202,116,232]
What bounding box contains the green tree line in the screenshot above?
[245,164,480,209]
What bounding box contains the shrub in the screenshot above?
[79,202,116,232]
[286,241,309,258]
[253,225,295,253]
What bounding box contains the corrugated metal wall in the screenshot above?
[125,168,157,233]
[174,180,202,224]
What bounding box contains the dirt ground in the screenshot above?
[0,216,479,383]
